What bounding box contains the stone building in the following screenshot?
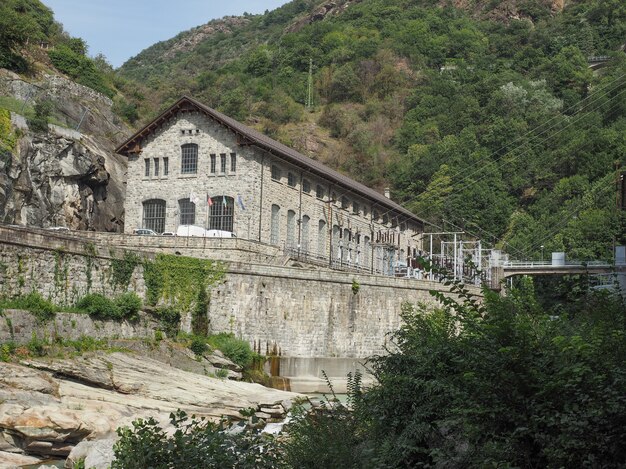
[116,96,424,275]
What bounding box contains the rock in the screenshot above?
[0,352,301,460]
[208,350,242,372]
[259,406,286,417]
[0,450,43,467]
[0,71,129,231]
[254,412,272,419]
[65,438,115,469]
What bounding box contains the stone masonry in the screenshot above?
[120,97,424,276]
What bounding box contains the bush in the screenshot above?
[114,292,142,321]
[2,291,57,322]
[76,292,141,321]
[207,333,254,368]
[152,306,180,338]
[112,410,283,469]
[76,293,120,319]
[189,336,208,356]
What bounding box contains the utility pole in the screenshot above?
[306,58,313,112]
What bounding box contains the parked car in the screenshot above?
[176,225,236,238]
[133,228,157,236]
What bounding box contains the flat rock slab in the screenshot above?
[0,352,301,460]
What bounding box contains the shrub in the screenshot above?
[152,306,180,338]
[207,333,254,369]
[114,292,142,321]
[189,336,208,356]
[112,410,283,469]
[76,293,120,319]
[3,291,57,322]
[27,332,46,357]
[0,342,16,361]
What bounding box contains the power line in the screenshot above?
[391,82,626,248]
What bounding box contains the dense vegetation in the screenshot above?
[0,0,140,122]
[113,274,626,468]
[119,0,626,262]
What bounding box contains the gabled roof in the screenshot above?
[116,96,424,227]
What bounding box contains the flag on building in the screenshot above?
[207,194,213,206]
[237,194,246,210]
[189,192,199,205]
[223,196,227,205]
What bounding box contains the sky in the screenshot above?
[42,0,290,68]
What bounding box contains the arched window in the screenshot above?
[208,196,234,232]
[287,210,296,248]
[179,198,195,225]
[318,220,326,257]
[270,205,280,245]
[301,215,310,252]
[181,144,198,174]
[142,199,166,233]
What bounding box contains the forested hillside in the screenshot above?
[118,0,626,261]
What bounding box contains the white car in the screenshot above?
[176,225,235,238]
[133,228,157,236]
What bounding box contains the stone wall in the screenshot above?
[0,225,482,358]
[208,263,446,358]
[0,310,159,344]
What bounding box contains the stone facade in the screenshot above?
[120,97,424,275]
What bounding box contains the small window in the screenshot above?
[341,196,349,210]
[220,153,227,173]
[144,159,150,177]
[316,185,325,200]
[210,154,216,174]
[287,172,296,188]
[154,158,159,177]
[271,165,281,181]
[163,157,169,176]
[181,144,198,174]
[180,130,185,135]
[353,201,360,215]
[230,153,236,173]
[302,179,311,194]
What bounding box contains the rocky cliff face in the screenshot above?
[0,69,129,231]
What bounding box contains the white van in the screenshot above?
[176,225,235,238]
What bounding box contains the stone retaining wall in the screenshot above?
[0,225,481,358]
[0,310,159,344]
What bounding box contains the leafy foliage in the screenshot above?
[0,291,57,322]
[75,292,141,321]
[345,283,626,467]
[206,333,254,368]
[48,44,115,97]
[113,410,285,469]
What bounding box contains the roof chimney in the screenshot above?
[384,187,391,199]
